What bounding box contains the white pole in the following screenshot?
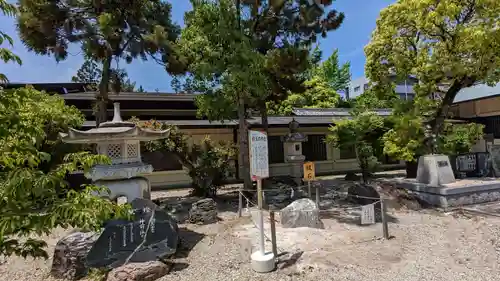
[257,179,265,254]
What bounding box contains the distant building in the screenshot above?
[347,75,417,101]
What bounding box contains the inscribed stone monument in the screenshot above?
[86,198,179,269]
[416,154,455,186]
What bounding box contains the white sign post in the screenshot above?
[248,130,274,273]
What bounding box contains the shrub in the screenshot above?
[133,119,236,197]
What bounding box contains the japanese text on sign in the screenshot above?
[303,161,315,181]
[361,204,375,225]
[249,130,269,180]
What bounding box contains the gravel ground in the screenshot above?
[2,189,500,281]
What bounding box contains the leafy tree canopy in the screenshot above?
[328,111,388,183]
[312,48,350,91]
[365,0,500,134]
[0,0,22,83]
[268,75,340,115]
[72,59,139,92]
[0,86,129,258]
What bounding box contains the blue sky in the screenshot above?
[0,0,395,92]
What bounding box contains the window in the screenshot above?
[354,86,361,92]
[142,150,183,171]
[303,135,327,161]
[268,136,284,164]
[339,144,357,159]
[363,83,369,91]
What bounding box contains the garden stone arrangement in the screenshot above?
[51,198,179,281]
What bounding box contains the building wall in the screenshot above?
[348,75,416,100]
[145,126,404,189]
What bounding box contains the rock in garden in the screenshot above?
[107,261,170,281]
[347,183,380,205]
[188,198,218,224]
[344,171,360,181]
[264,176,308,209]
[280,198,323,229]
[51,231,99,280]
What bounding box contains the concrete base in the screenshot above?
[387,177,500,209]
[250,251,275,273]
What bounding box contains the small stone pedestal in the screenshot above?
[416,154,455,186]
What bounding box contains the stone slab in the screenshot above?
[416,155,455,186]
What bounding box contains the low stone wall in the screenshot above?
[387,178,500,209]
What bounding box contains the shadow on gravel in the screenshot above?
[175,228,205,259]
[278,251,304,270]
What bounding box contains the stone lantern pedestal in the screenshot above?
[281,119,308,185]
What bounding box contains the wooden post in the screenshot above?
[308,180,311,198]
[315,183,320,208]
[238,189,243,217]
[269,211,278,258]
[380,198,389,239]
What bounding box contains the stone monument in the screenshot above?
[60,102,169,202]
[416,124,455,186]
[281,119,308,185]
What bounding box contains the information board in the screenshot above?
[361,204,375,225]
[248,130,269,180]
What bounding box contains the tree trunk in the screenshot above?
[95,56,112,127]
[238,94,252,191]
[430,77,475,137]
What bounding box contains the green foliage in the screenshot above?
[0,87,130,259]
[440,122,485,156]
[268,75,340,115]
[132,119,236,197]
[328,111,387,183]
[0,0,22,83]
[72,59,138,92]
[17,0,182,123]
[312,49,351,91]
[365,0,500,135]
[383,98,485,162]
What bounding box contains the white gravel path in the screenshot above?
[1,188,500,281]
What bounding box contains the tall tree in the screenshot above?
[176,0,344,189]
[0,0,22,83]
[177,0,269,190]
[365,0,500,137]
[241,0,345,133]
[17,0,183,126]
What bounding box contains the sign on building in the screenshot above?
[361,204,375,225]
[303,161,315,181]
[249,130,269,180]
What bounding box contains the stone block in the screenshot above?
[280,198,323,229]
[188,198,218,225]
[51,231,99,280]
[416,154,455,186]
[107,261,169,281]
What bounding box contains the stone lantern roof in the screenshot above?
[59,102,169,143]
[60,102,169,182]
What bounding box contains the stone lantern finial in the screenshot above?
[111,102,123,123]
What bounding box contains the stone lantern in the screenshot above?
[60,102,169,202]
[281,119,308,185]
